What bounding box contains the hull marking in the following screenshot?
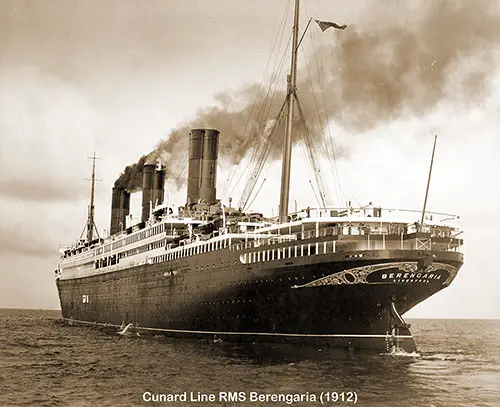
[292,261,458,288]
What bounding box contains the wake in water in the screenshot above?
[382,347,483,362]
[420,351,479,362]
[382,348,421,358]
[117,323,134,336]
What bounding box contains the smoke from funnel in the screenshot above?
[114,155,147,191]
[299,0,500,132]
[114,0,500,191]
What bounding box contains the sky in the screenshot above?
[0,0,499,319]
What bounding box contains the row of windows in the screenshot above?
[94,239,166,269]
[119,238,166,259]
[150,238,232,264]
[240,241,337,264]
[95,256,116,269]
[121,224,168,247]
[94,224,169,255]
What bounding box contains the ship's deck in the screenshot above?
[57,206,462,281]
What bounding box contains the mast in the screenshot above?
[279,0,300,223]
[420,135,438,227]
[86,153,99,242]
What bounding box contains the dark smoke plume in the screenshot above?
[303,0,500,131]
[114,155,147,190]
[115,0,500,191]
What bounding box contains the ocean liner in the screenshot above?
[55,0,464,352]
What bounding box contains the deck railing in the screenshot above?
[285,207,460,228]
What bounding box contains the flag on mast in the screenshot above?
[315,19,347,31]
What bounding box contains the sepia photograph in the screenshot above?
[1,0,499,406]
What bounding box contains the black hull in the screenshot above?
[57,248,463,352]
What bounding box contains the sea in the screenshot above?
[0,309,498,407]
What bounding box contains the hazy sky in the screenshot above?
[1,0,499,319]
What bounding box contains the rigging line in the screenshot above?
[305,0,324,87]
[235,0,291,154]
[239,103,286,210]
[166,140,189,185]
[251,13,293,128]
[238,148,269,210]
[245,177,267,213]
[307,21,349,205]
[300,41,327,152]
[308,13,332,159]
[303,130,330,207]
[239,99,288,210]
[310,0,328,93]
[294,89,329,159]
[236,136,271,208]
[304,0,345,206]
[295,94,332,206]
[219,147,238,198]
[224,34,292,202]
[296,17,312,51]
[309,180,322,207]
[79,222,88,242]
[171,148,188,182]
[254,31,292,144]
[223,30,291,197]
[234,1,291,152]
[174,162,188,184]
[296,99,327,206]
[226,112,275,203]
[303,4,331,158]
[254,30,292,129]
[222,2,291,199]
[299,3,338,190]
[241,152,272,212]
[297,140,322,207]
